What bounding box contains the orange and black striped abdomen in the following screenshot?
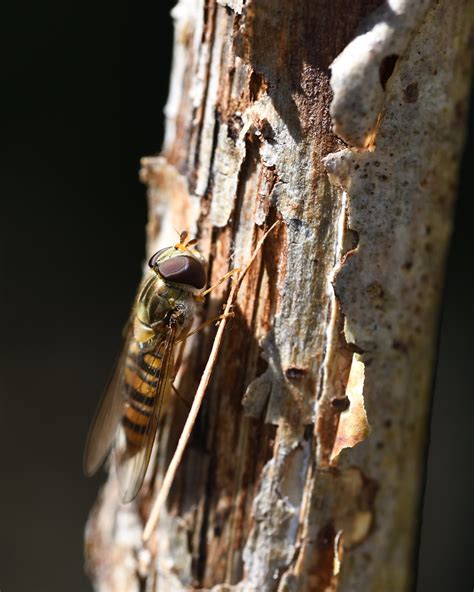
[122,342,163,449]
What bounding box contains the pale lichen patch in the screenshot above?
[329,0,433,147]
[243,438,309,589]
[210,123,247,227]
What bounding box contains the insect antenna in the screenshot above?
[175,231,199,251]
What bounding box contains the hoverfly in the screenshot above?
[84,231,209,502]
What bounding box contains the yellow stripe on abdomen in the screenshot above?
[122,346,164,449]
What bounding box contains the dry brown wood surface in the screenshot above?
[85,1,473,590]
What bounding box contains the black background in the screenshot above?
[0,1,471,591]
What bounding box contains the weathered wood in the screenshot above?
[85,1,473,590]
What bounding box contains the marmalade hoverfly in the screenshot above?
[84,231,209,502]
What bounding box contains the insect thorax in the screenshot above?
[134,276,195,349]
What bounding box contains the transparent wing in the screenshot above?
[83,330,133,477]
[115,323,177,503]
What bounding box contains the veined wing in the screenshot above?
[115,322,177,503]
[83,330,133,477]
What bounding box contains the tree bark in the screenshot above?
[85,1,473,591]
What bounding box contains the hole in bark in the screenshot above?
[249,70,268,102]
[289,218,303,232]
[403,81,419,103]
[259,118,275,142]
[379,54,399,90]
[318,521,336,549]
[331,396,350,412]
[213,524,223,537]
[256,353,269,376]
[392,340,408,353]
[313,521,338,587]
[342,228,359,256]
[285,366,308,380]
[227,112,243,141]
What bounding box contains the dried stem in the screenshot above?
[142,222,279,542]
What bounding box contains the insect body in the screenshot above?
[84,232,207,502]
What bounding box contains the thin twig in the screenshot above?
[142,221,279,542]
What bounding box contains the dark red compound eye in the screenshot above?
[157,256,207,289]
[148,248,168,269]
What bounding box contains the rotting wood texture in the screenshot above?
[85,1,473,591]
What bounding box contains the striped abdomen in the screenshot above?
[122,341,164,449]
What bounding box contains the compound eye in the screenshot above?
[157,256,207,289]
[148,248,168,269]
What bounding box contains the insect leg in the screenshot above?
[175,312,234,344]
[171,383,191,410]
[197,268,240,298]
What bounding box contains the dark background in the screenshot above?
[0,1,471,591]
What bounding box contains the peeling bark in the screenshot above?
[85,1,473,591]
